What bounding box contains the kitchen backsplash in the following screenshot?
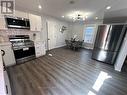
[0,29,41,43]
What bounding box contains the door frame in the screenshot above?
[46,21,49,50]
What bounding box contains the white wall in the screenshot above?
[41,15,69,50]
[68,21,103,49]
[69,23,84,41]
[115,33,127,72]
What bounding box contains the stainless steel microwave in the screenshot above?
[5,16,30,30]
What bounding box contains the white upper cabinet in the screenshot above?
[36,15,42,32]
[29,14,42,31]
[14,10,29,18]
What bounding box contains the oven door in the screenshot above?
[13,46,35,64]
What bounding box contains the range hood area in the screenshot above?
[5,16,30,30]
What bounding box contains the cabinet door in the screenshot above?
[15,10,28,18]
[29,14,42,31]
[29,14,37,31]
[35,46,42,57]
[42,42,46,55]
[35,42,45,57]
[35,43,42,57]
[0,45,16,67]
[36,15,42,31]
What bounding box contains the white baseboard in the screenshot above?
[46,44,66,51]
[54,44,66,49]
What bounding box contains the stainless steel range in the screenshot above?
[9,35,36,64]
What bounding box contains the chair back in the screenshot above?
[65,40,71,46]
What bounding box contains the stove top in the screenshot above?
[9,35,34,50]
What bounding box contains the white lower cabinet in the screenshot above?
[34,41,46,57]
[0,44,16,67]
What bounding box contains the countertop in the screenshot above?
[0,42,12,46]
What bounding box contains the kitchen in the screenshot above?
[0,12,46,66]
[0,10,46,95]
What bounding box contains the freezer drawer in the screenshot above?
[92,48,117,64]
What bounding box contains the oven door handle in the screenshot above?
[13,48,22,51]
[13,46,34,51]
[1,50,5,56]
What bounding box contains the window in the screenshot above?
[84,27,95,44]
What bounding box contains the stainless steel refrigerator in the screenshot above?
[92,24,127,65]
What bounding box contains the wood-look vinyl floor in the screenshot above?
[7,47,127,95]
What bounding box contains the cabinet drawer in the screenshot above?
[35,46,41,49]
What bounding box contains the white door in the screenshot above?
[47,21,56,50]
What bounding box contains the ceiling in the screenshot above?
[15,0,127,22]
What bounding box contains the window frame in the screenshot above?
[83,26,95,44]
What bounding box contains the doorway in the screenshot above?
[47,20,57,50]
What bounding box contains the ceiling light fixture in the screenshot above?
[69,0,75,4]
[83,17,86,21]
[95,17,98,20]
[68,11,89,21]
[38,5,42,9]
[62,16,65,18]
[106,6,111,10]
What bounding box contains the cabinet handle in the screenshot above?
[6,85,8,94]
[1,50,5,56]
